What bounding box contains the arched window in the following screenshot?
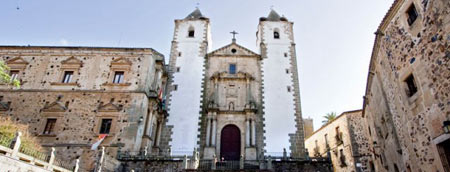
[274,29,280,39]
[188,27,195,38]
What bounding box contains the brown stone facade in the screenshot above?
[0,46,168,171]
[305,110,371,172]
[362,0,450,171]
[303,118,314,138]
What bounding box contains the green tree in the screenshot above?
[0,60,20,88]
[322,112,337,124]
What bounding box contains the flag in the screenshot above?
[158,87,164,101]
[91,134,107,150]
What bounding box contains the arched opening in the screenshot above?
[274,29,280,39]
[188,26,195,38]
[220,125,241,161]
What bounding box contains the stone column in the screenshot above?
[155,119,162,147]
[212,117,217,146]
[246,119,250,147]
[206,117,211,146]
[251,119,256,146]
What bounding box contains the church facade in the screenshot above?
[164,9,306,160]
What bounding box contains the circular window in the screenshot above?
[231,49,237,53]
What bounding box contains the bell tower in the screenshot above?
[164,8,212,155]
[257,10,305,158]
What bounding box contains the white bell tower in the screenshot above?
[257,10,305,158]
[165,8,212,155]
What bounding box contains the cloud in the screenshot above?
[60,39,69,46]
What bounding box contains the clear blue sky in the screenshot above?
[0,0,392,131]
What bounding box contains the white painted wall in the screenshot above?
[167,19,210,155]
[258,21,297,154]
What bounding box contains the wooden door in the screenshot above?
[220,125,241,161]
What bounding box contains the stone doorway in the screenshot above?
[220,125,241,161]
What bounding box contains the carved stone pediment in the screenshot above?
[61,56,82,69]
[98,101,123,112]
[110,57,132,70]
[6,57,28,70]
[111,57,132,65]
[207,42,260,58]
[42,96,67,112]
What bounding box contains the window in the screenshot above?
[406,4,418,26]
[274,31,280,39]
[404,74,418,97]
[287,86,291,92]
[99,119,112,134]
[284,53,288,57]
[62,71,73,83]
[188,29,195,37]
[173,84,178,91]
[43,118,57,134]
[231,48,237,54]
[176,67,180,72]
[113,71,124,84]
[229,64,236,74]
[10,70,19,81]
[286,69,289,74]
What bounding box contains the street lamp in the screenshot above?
[443,121,450,134]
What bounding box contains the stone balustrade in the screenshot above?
[0,132,78,172]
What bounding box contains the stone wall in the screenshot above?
[120,160,184,172]
[303,118,314,138]
[347,111,372,172]
[362,0,450,171]
[0,46,167,171]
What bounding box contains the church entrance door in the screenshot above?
[220,125,241,161]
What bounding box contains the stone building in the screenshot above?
[303,117,314,138]
[164,9,306,160]
[305,110,372,172]
[0,46,168,171]
[362,0,450,171]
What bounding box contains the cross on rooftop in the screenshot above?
[230,30,238,42]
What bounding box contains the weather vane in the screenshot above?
[196,2,200,9]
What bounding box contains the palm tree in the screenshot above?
[322,112,336,124]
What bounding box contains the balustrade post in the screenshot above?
[47,147,55,170]
[211,154,217,170]
[74,158,80,172]
[10,132,22,159]
[240,154,244,169]
[182,155,188,169]
[267,156,273,170]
